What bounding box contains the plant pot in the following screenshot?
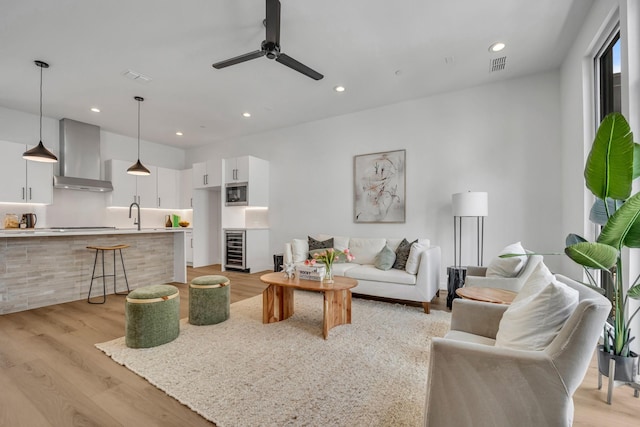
[597,345,639,382]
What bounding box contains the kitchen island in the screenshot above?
[0,228,187,314]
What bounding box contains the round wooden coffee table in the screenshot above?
[455,287,517,304]
[260,272,358,339]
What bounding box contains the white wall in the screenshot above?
[0,105,191,229]
[187,71,564,275]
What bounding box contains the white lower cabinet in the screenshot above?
[185,230,193,265]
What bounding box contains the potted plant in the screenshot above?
[564,112,640,382]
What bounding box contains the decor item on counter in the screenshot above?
[172,214,180,227]
[354,149,405,223]
[452,191,489,269]
[282,262,296,279]
[165,215,173,228]
[3,213,20,229]
[561,112,640,401]
[306,248,354,284]
[127,96,151,176]
[21,213,37,228]
[179,221,190,227]
[23,60,58,163]
[96,292,451,426]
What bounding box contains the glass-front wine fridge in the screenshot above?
[224,230,248,272]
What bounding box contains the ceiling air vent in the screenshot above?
[490,56,507,72]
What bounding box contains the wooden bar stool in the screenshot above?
[87,244,131,304]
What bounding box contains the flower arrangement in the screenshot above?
[304,248,355,283]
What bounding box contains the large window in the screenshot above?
[597,31,621,120]
[595,29,621,303]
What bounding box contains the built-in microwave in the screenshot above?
[225,182,248,206]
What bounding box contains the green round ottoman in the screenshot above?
[125,284,180,348]
[189,275,230,326]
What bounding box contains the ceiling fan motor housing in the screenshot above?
[261,40,280,59]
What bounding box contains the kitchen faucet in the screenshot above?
[129,202,141,231]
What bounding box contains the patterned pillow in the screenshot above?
[393,238,416,270]
[308,236,334,251]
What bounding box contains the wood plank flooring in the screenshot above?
[0,265,636,426]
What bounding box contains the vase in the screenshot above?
[324,265,334,284]
[597,345,639,382]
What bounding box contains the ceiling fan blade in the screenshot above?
[212,50,265,69]
[276,53,324,80]
[265,0,281,44]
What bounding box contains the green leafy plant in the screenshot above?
[565,112,640,357]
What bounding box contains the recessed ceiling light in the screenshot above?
[334,86,345,92]
[489,42,506,52]
[90,107,100,113]
[176,131,183,136]
[242,112,251,118]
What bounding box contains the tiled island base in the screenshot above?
[0,233,177,314]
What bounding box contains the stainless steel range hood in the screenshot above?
[54,118,113,192]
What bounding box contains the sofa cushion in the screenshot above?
[385,238,404,252]
[405,240,428,275]
[331,263,359,276]
[486,241,527,278]
[291,239,309,263]
[348,238,387,265]
[345,265,417,285]
[374,245,396,270]
[495,278,579,351]
[392,238,415,270]
[308,236,334,251]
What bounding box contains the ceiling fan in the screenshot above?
[212,0,323,80]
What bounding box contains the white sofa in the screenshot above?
[283,234,441,313]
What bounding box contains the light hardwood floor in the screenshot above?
[0,265,636,426]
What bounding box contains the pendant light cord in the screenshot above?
[39,63,43,142]
[137,98,141,159]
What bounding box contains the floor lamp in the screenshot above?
[452,191,489,268]
[447,191,488,309]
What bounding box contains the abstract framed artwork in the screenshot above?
[353,149,406,223]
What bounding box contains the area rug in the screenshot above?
[96,291,451,426]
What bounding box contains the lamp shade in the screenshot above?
[452,192,488,217]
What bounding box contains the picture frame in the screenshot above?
[353,149,406,223]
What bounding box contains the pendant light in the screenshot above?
[23,60,58,163]
[127,96,150,176]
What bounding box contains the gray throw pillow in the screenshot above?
[308,236,334,251]
[375,245,397,271]
[393,238,416,270]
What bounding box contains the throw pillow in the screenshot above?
[495,278,579,351]
[308,248,347,263]
[291,239,309,263]
[374,245,396,270]
[486,242,527,278]
[405,241,427,275]
[392,239,416,270]
[308,236,334,251]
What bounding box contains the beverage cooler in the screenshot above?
[224,230,248,272]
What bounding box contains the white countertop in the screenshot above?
[0,227,190,238]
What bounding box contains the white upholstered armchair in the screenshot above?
[424,274,611,427]
[464,254,544,292]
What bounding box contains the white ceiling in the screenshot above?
[0,0,593,149]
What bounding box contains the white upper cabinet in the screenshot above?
[107,159,160,208]
[180,168,193,209]
[106,159,137,206]
[136,166,158,208]
[193,160,221,189]
[156,167,177,209]
[0,140,53,204]
[224,156,250,183]
[223,155,269,206]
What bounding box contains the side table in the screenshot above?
[446,266,467,309]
